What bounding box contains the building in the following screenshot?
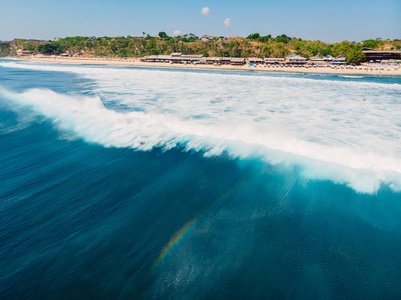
[323,55,334,63]
[140,53,203,64]
[154,55,171,62]
[201,35,214,42]
[227,37,244,41]
[230,58,245,65]
[179,54,203,64]
[248,58,264,65]
[139,53,246,66]
[220,57,232,65]
[285,54,307,64]
[309,56,325,64]
[332,55,347,65]
[363,50,401,62]
[17,49,34,56]
[264,58,285,65]
[202,57,222,65]
[140,55,158,62]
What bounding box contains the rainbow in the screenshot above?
[153,218,198,269]
[152,178,252,271]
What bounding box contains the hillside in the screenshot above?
[3,34,401,64]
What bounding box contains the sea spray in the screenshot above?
[1,86,401,193]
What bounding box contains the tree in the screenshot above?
[275,34,290,44]
[247,33,260,40]
[347,49,365,65]
[273,42,290,58]
[258,35,270,43]
[232,46,242,57]
[39,43,56,54]
[158,32,168,39]
[362,39,379,49]
[0,43,11,56]
[220,49,230,57]
[263,45,273,56]
[119,48,127,57]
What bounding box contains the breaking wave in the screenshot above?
[2,86,401,194]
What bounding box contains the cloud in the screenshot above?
[223,18,231,28]
[201,7,210,16]
[166,24,176,29]
[173,30,181,36]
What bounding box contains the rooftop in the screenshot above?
[286,54,306,60]
[363,50,401,54]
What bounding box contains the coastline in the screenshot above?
[10,56,401,76]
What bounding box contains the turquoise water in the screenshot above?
[1,59,401,299]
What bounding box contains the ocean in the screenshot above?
[1,59,401,299]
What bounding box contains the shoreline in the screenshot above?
[8,56,401,76]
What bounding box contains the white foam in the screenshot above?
[2,86,401,194]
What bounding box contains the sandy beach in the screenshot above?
[13,56,401,76]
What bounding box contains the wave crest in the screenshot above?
[2,87,401,194]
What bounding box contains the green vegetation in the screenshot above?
[347,49,366,65]
[3,34,401,64]
[158,32,168,39]
[39,42,66,54]
[0,43,11,56]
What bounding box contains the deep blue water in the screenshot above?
[1,59,401,299]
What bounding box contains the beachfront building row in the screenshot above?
[260,54,347,65]
[18,49,401,66]
[248,51,401,65]
[140,50,401,66]
[139,53,349,66]
[139,53,246,65]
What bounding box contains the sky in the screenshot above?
[0,0,400,43]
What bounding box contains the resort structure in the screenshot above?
[140,53,203,64]
[264,58,286,65]
[16,49,34,56]
[248,58,265,65]
[139,53,247,66]
[332,55,347,65]
[363,49,401,63]
[285,54,307,64]
[137,52,359,67]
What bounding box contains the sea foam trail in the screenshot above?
[2,87,401,194]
